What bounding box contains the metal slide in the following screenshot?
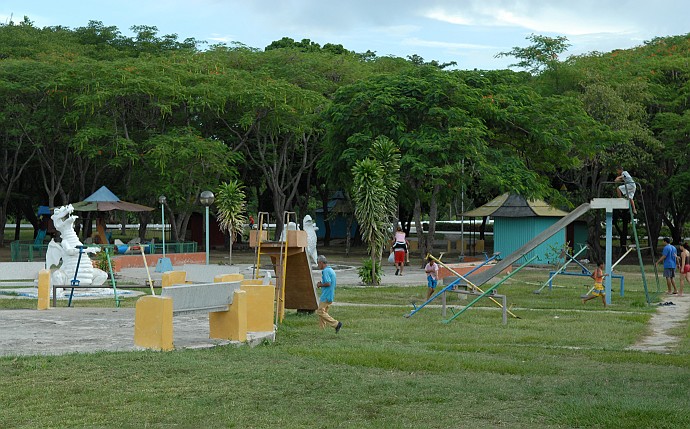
[466,202,592,288]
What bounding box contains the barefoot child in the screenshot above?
[583,261,608,307]
[424,256,439,300]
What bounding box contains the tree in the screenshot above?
[495,34,571,75]
[351,137,400,284]
[215,180,248,265]
[139,127,240,241]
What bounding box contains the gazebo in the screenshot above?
[71,186,154,245]
[463,193,571,265]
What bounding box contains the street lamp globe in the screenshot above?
[199,191,215,206]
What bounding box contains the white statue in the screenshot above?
[279,221,299,242]
[46,204,108,288]
[303,215,319,267]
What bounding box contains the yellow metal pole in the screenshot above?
[427,253,519,319]
[139,245,155,295]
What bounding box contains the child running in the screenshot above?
[582,261,608,307]
[424,256,439,300]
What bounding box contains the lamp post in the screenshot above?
[199,191,215,265]
[159,195,167,258]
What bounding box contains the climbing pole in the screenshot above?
[629,183,661,303]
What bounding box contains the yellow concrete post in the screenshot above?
[134,295,174,351]
[241,284,276,332]
[161,271,187,288]
[209,290,247,341]
[213,273,245,283]
[37,269,51,310]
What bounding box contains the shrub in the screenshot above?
[357,257,382,285]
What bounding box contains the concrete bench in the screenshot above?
[161,281,241,314]
[134,281,245,351]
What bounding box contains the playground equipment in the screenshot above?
[67,245,87,307]
[442,255,537,324]
[250,212,318,324]
[533,245,625,296]
[534,245,590,293]
[460,196,658,306]
[404,253,503,318]
[404,196,656,323]
[577,245,636,298]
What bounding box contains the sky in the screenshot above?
[1,0,689,70]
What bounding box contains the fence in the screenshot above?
[10,240,198,262]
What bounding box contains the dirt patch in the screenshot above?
[628,294,690,353]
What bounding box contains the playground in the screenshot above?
[1,199,689,427]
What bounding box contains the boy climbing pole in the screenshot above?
[615,167,637,214]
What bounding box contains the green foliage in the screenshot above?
[351,137,400,284]
[356,257,382,285]
[92,249,110,272]
[495,33,571,74]
[215,180,248,240]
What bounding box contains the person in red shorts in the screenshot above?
[677,243,690,297]
[391,225,408,275]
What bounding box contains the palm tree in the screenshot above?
[351,137,400,284]
[215,180,248,265]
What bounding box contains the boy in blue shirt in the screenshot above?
[316,255,342,333]
[655,237,678,294]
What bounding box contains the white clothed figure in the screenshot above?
[303,215,319,267]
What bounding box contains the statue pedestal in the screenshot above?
[155,257,173,273]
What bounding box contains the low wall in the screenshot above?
[112,253,206,272]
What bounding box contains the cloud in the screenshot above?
[421,3,631,36]
[403,37,498,51]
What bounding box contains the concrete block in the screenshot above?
[241,284,275,332]
[134,295,174,351]
[214,273,244,283]
[209,290,247,341]
[37,269,51,310]
[161,271,187,288]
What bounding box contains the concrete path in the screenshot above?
[0,307,273,357]
[628,293,690,353]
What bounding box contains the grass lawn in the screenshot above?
[0,265,689,428]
